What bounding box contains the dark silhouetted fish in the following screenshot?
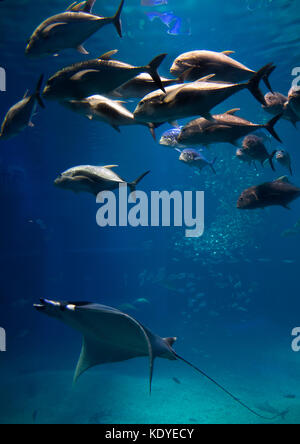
[237,177,300,210]
[242,134,277,171]
[0,75,45,140]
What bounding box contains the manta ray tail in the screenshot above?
[173,352,283,421]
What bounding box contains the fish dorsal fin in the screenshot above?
[275,176,289,183]
[70,69,99,82]
[42,22,67,35]
[23,90,29,99]
[225,108,241,115]
[163,86,185,104]
[66,1,77,10]
[98,50,118,61]
[164,337,177,348]
[222,50,235,56]
[196,74,216,82]
[103,165,119,169]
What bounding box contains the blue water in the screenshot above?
[0,0,300,424]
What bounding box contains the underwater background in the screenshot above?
[0,0,300,424]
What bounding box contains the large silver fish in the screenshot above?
[177,109,282,148]
[25,0,125,58]
[62,95,156,138]
[43,50,167,101]
[0,75,45,140]
[170,50,273,90]
[134,64,274,124]
[54,165,150,195]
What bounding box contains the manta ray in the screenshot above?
[34,299,282,421]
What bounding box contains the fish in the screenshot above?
[159,126,183,148]
[237,177,300,210]
[177,109,282,149]
[287,86,300,120]
[54,165,150,195]
[133,64,275,125]
[242,134,277,171]
[0,75,45,140]
[25,0,125,57]
[43,50,167,101]
[262,92,299,127]
[61,95,156,139]
[236,148,256,167]
[275,150,293,175]
[108,74,181,100]
[34,299,282,420]
[179,149,217,174]
[170,50,274,89]
[172,377,181,384]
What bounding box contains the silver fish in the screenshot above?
[287,86,300,120]
[262,92,298,127]
[43,50,167,101]
[0,75,45,140]
[54,165,150,195]
[62,95,156,138]
[179,149,217,174]
[134,64,274,124]
[170,50,273,90]
[236,148,256,166]
[25,0,125,58]
[276,150,293,175]
[178,109,282,148]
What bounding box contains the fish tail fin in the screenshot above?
[35,74,46,109]
[145,54,167,93]
[247,63,276,105]
[269,150,277,172]
[112,0,125,38]
[264,114,282,143]
[129,170,150,194]
[210,157,217,174]
[174,352,283,421]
